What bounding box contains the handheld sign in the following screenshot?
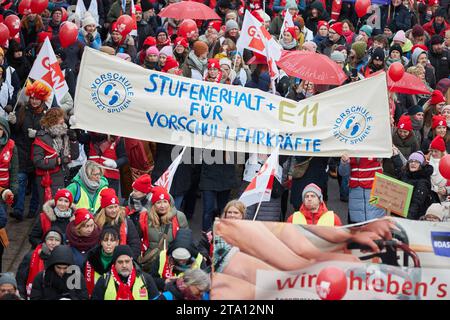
[370,172,413,217]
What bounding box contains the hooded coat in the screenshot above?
[30,245,89,300]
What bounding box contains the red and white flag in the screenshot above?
[239,146,280,208]
[236,10,282,80]
[28,37,69,105]
[279,10,294,40]
[154,146,187,192]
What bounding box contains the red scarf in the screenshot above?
[111,264,137,300]
[26,244,45,298]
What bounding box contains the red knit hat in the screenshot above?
[74,208,94,226]
[329,22,343,36]
[134,4,142,12]
[208,58,220,69]
[428,0,439,6]
[151,186,170,204]
[100,188,119,208]
[143,36,157,47]
[430,135,446,152]
[37,31,52,44]
[174,37,189,48]
[317,21,329,30]
[411,44,428,54]
[208,20,222,33]
[432,115,447,129]
[397,115,413,132]
[430,90,446,105]
[162,56,179,73]
[284,26,297,39]
[54,189,73,206]
[132,174,153,194]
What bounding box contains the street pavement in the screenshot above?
[2,177,348,274]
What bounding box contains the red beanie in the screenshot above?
[208,20,222,33]
[174,37,189,49]
[430,135,446,152]
[428,0,439,5]
[317,21,329,30]
[37,31,52,44]
[162,56,179,73]
[134,4,142,12]
[430,90,446,105]
[411,44,428,54]
[143,36,157,47]
[397,115,413,132]
[208,58,220,69]
[284,26,297,39]
[132,174,153,194]
[100,188,119,208]
[54,189,73,206]
[330,22,343,36]
[74,208,94,226]
[151,186,171,204]
[432,115,447,129]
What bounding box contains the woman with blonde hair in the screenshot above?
[136,186,188,271]
[221,200,246,220]
[94,188,141,259]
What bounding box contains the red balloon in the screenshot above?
[355,0,371,18]
[59,22,78,48]
[388,62,405,82]
[316,267,348,300]
[30,0,49,14]
[61,7,68,22]
[5,15,21,38]
[18,0,32,15]
[439,155,450,180]
[178,19,198,39]
[116,15,133,37]
[0,23,10,46]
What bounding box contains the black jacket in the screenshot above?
[392,157,433,220]
[318,36,347,57]
[91,265,160,300]
[83,245,112,276]
[199,151,238,191]
[103,218,141,260]
[428,48,450,83]
[381,4,412,32]
[136,20,155,51]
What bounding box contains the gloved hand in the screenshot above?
[2,189,14,205]
[67,129,78,141]
[103,159,117,169]
[8,112,16,124]
[28,128,37,138]
[69,115,77,127]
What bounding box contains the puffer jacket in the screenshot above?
[392,156,433,220]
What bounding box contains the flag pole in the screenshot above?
[12,81,28,113]
[252,188,267,221]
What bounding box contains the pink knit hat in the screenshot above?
[146,46,160,56]
[393,30,407,44]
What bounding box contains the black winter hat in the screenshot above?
[217,0,232,9]
[390,43,403,56]
[435,7,447,19]
[430,34,444,46]
[45,245,74,269]
[372,47,385,61]
[408,105,424,115]
[112,245,134,264]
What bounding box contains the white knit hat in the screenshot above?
[220,58,232,69]
[82,15,96,28]
[425,203,447,221]
[159,45,173,57]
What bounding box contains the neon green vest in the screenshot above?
[104,273,148,300]
[76,186,107,214]
[291,211,336,226]
[158,249,204,279]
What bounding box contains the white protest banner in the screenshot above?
[29,37,69,105]
[73,47,393,157]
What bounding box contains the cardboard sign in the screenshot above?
[370,172,413,217]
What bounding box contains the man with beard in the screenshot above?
[92,245,160,300]
[428,34,450,82]
[30,245,88,300]
[423,7,450,37]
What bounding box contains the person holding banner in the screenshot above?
[427,135,449,202]
[182,40,209,80]
[32,108,80,208]
[103,22,137,60]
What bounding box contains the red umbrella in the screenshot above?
[369,70,431,95]
[276,50,347,85]
[158,1,221,20]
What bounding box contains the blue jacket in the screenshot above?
[77,30,102,50]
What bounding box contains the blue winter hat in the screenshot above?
[360,25,373,37]
[407,105,423,115]
[156,27,168,37]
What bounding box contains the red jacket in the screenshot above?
[349,158,383,189]
[423,19,450,37]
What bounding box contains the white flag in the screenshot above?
[28,37,69,105]
[154,146,187,192]
[239,145,280,207]
[236,10,282,80]
[279,11,294,40]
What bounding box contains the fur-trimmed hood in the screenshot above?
[42,199,77,222]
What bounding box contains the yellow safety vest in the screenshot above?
[76,186,107,214]
[291,211,336,226]
[104,273,148,300]
[158,249,204,279]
